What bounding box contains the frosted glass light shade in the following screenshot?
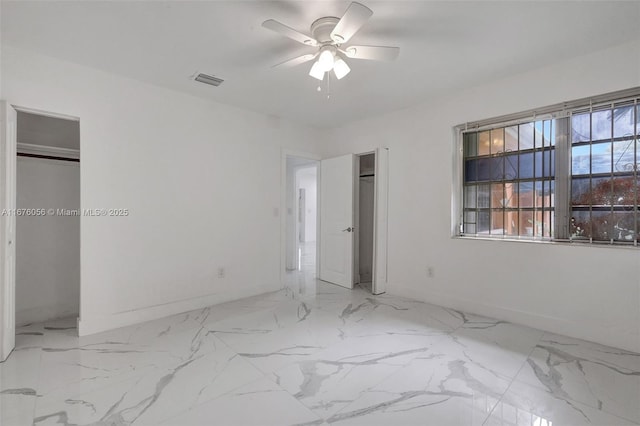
[318,49,335,72]
[309,61,325,80]
[333,58,351,79]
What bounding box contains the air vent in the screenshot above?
[193,73,224,87]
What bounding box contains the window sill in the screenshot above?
[453,235,640,250]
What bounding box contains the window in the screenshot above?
[458,88,639,246]
[463,122,555,238]
[570,105,639,242]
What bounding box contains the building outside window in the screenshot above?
[459,89,639,246]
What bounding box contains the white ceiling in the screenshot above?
[2,1,639,128]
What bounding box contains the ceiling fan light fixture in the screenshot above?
[263,2,400,85]
[333,58,351,80]
[318,47,336,72]
[309,61,325,80]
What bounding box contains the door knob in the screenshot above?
[342,227,354,232]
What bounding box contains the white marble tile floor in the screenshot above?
[1,274,638,426]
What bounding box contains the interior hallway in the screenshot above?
[1,273,638,425]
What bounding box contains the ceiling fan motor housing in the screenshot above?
[310,17,341,44]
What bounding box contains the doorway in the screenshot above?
[2,103,82,361]
[15,111,80,327]
[355,153,375,292]
[295,166,317,274]
[318,149,388,295]
[284,155,319,286]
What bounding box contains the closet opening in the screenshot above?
[355,153,375,293]
[15,110,80,329]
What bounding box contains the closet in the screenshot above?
[356,153,375,291]
[15,111,80,325]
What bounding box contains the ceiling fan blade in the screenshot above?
[272,53,318,68]
[330,2,373,44]
[262,19,318,46]
[344,45,399,61]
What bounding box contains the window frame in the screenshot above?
[453,87,640,248]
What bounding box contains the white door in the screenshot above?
[372,148,389,295]
[320,154,354,288]
[0,101,17,362]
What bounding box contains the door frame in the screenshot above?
[372,147,389,295]
[354,153,365,286]
[0,101,17,362]
[353,148,389,295]
[280,149,321,284]
[297,187,306,249]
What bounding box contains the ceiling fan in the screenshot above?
[262,2,400,81]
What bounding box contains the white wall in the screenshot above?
[3,40,639,350]
[296,166,317,243]
[2,46,322,335]
[16,157,79,325]
[322,40,640,353]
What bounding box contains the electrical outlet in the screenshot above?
[427,267,434,278]
[217,267,225,278]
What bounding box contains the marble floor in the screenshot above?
[1,273,639,426]
[297,240,316,277]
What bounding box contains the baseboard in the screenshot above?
[387,283,640,354]
[16,305,79,327]
[78,282,279,336]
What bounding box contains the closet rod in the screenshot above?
[17,152,79,163]
[359,173,375,178]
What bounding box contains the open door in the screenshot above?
[372,148,389,295]
[0,101,17,362]
[319,154,354,288]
